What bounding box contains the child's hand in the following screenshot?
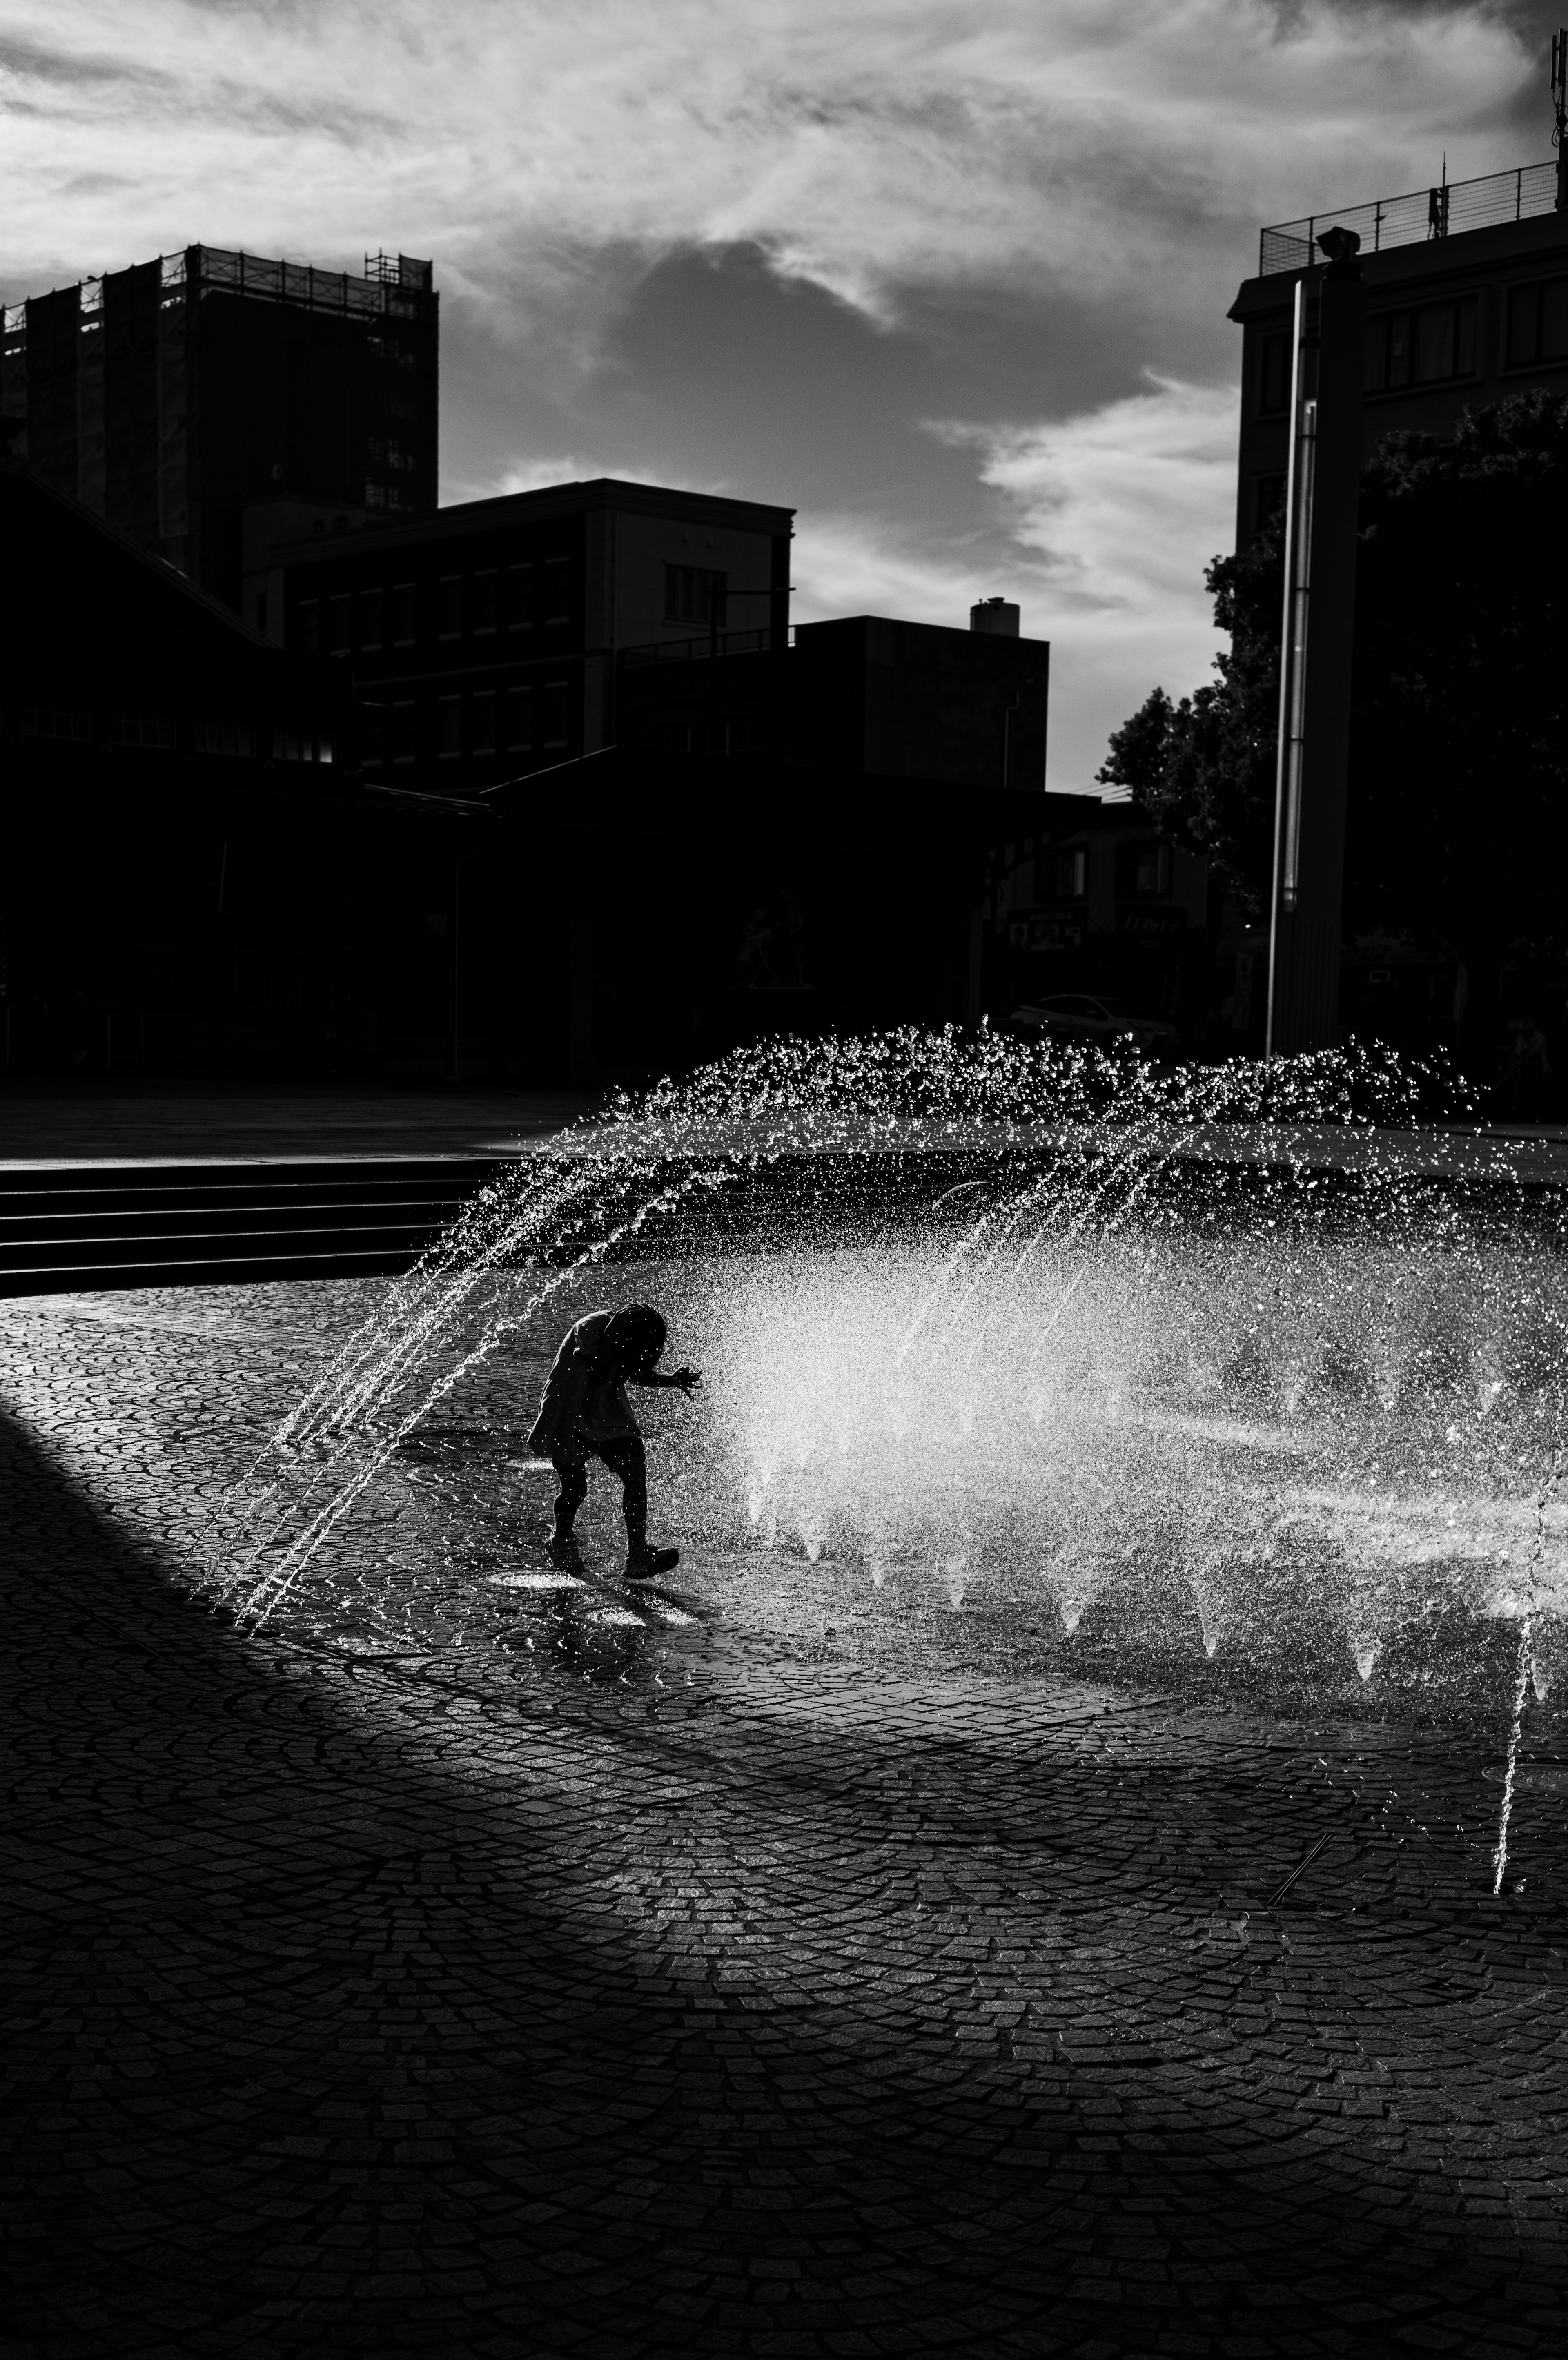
[670,1365,702,1394]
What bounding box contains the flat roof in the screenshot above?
[269,476,795,567]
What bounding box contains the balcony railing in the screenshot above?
[1260,158,1559,276]
[619,627,783,666]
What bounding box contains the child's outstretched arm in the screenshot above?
[629,1364,702,1394]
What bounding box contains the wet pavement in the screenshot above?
[4,1277,1568,2357]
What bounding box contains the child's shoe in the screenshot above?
[625,1545,679,1582]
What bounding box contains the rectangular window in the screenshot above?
[360,588,384,650]
[1114,841,1171,898]
[1366,294,1477,393]
[472,690,497,754]
[254,593,267,635]
[391,701,416,763]
[1544,278,1568,359]
[1507,274,1568,367]
[391,583,417,644]
[104,713,177,750]
[471,571,497,634]
[506,686,532,749]
[297,598,321,655]
[439,695,463,758]
[543,556,572,625]
[540,680,571,747]
[1414,303,1455,383]
[439,575,463,638]
[18,707,90,740]
[664,563,726,626]
[194,720,256,757]
[272,725,330,763]
[1258,331,1290,416]
[326,593,352,654]
[1253,472,1287,534]
[1036,846,1087,902]
[361,707,385,764]
[506,562,534,630]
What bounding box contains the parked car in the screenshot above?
[1009,994,1179,1057]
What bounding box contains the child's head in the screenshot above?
[604,1304,666,1376]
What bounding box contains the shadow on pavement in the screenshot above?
[3,1401,1564,2357]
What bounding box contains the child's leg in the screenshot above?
[596,1438,648,1553]
[550,1455,588,1538]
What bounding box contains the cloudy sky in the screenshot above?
[2,1,1560,787]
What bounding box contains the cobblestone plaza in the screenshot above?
[4,1274,1567,2357]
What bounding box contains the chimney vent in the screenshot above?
[971,596,1019,637]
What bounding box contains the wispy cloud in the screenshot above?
[0,3,1542,802]
[794,374,1236,792]
[0,2,1539,334]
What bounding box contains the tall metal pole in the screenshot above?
[1264,230,1365,1057]
[1553,29,1568,212]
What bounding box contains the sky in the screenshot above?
[2,1,1562,789]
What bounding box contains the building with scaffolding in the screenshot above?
[0,246,437,617]
[1229,157,1568,544]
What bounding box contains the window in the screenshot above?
[1036,846,1087,902]
[471,571,497,634]
[297,598,321,655]
[439,695,463,758]
[326,593,351,654]
[18,707,90,741]
[360,588,384,651]
[506,563,533,630]
[664,563,726,626]
[194,720,256,757]
[1364,294,1477,393]
[1253,473,1287,534]
[1507,274,1568,368]
[104,713,177,750]
[254,593,267,635]
[361,706,385,764]
[506,686,532,749]
[439,575,463,638]
[1258,330,1290,416]
[540,680,571,747]
[472,691,497,754]
[391,583,417,644]
[273,725,332,764]
[543,556,571,625]
[391,701,416,762]
[1114,841,1171,898]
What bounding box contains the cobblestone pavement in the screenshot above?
[4,1281,1568,2358]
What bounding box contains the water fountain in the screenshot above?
[196,1027,1568,1883]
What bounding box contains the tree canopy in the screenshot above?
[1097,389,1568,954]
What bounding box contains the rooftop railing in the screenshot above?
[619,627,784,666]
[1,246,434,337]
[1260,158,1559,275]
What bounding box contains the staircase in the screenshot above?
[0,1158,510,1296]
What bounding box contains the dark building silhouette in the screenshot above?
[1230,159,1568,542]
[263,477,793,783]
[0,246,437,616]
[474,747,1040,1084]
[0,454,473,1077]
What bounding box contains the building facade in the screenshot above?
[1229,159,1568,544]
[0,246,437,614]
[264,477,794,789]
[0,454,473,1079]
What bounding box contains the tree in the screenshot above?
[1097,530,1281,913]
[1101,390,1568,958]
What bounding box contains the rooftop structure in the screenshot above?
[1259,158,1562,276]
[1229,160,1568,546]
[0,245,437,613]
